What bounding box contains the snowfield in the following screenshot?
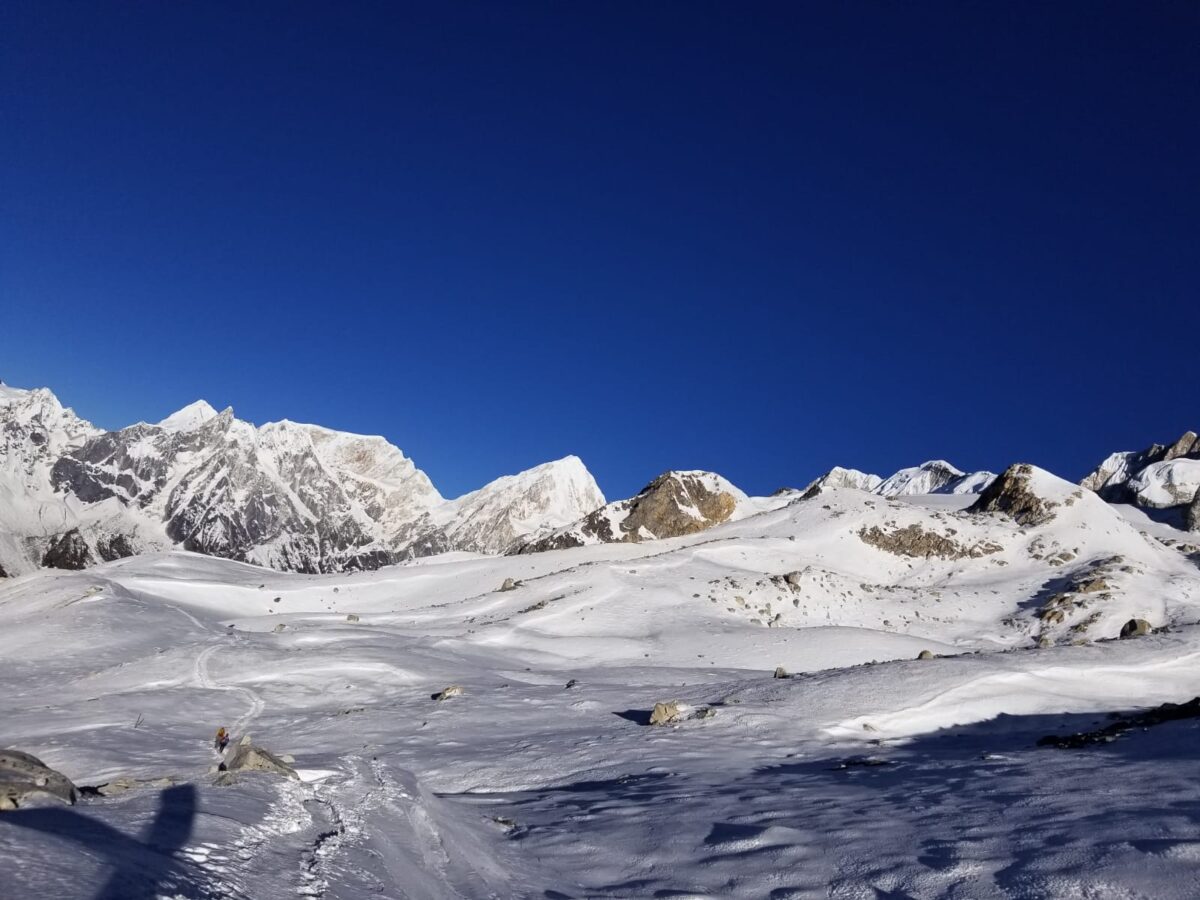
[3,479,1200,898]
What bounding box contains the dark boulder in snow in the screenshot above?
[40,529,93,570]
[1119,618,1152,639]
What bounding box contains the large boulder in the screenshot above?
[0,749,78,810]
[1119,618,1152,639]
[649,701,684,726]
[217,736,298,781]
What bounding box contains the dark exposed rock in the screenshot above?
[969,464,1058,527]
[1119,618,1152,639]
[1037,697,1200,748]
[1164,431,1200,462]
[1188,492,1200,533]
[41,529,94,570]
[96,532,137,562]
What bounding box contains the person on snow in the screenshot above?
[214,726,230,753]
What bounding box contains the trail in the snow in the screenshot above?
[193,641,266,736]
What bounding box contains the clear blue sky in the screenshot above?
[3,2,1197,499]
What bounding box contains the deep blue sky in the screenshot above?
[3,2,1198,499]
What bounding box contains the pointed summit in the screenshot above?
[157,400,219,433]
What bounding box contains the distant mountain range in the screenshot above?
[1,383,1196,576]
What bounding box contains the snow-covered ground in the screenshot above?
[3,481,1200,898]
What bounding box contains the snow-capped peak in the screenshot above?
[441,455,606,554]
[875,460,965,497]
[157,400,219,432]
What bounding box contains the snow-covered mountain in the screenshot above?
[798,466,883,498]
[797,460,996,500]
[0,385,605,575]
[436,456,605,555]
[873,459,996,497]
[1081,430,1200,530]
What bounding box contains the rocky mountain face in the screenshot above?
[1081,431,1200,522]
[5,382,1199,575]
[799,467,882,499]
[0,385,605,576]
[511,471,748,554]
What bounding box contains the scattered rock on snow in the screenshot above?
[498,578,519,592]
[345,613,360,623]
[1037,697,1200,748]
[857,524,1000,559]
[432,685,464,701]
[773,666,789,679]
[80,775,177,798]
[916,650,935,660]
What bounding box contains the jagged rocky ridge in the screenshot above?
[0,385,604,575]
[1081,430,1200,530]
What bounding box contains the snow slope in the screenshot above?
[3,467,1200,898]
